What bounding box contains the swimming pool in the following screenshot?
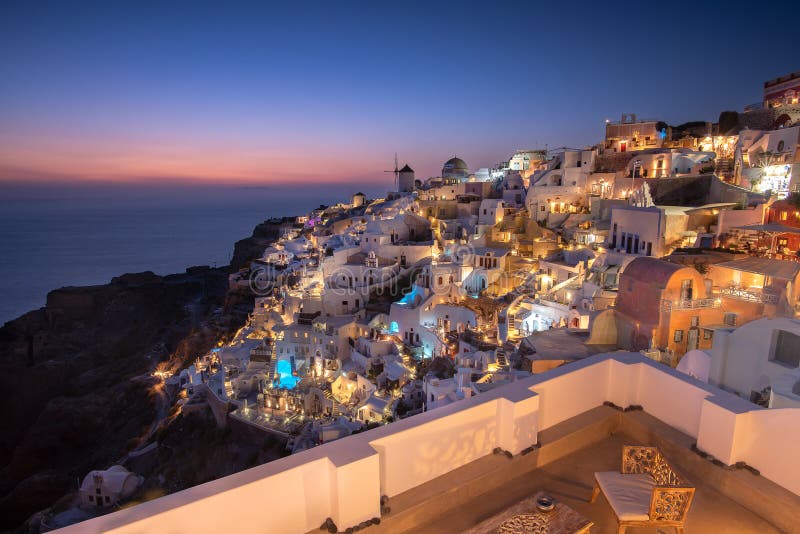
[275,359,300,389]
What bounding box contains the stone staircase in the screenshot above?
[736,231,759,249]
[540,273,581,303]
[267,342,277,383]
[495,349,507,368]
[715,157,733,179]
[323,387,343,416]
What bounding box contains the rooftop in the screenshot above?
[472,246,512,257]
[520,329,610,361]
[716,256,800,279]
[764,70,800,87]
[622,257,685,288]
[54,353,800,534]
[346,252,396,267]
[443,157,469,171]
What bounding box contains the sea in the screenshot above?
[0,182,383,325]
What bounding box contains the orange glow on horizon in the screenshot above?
[0,141,384,185]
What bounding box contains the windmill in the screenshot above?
[384,153,399,191]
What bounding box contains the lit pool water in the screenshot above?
[275,359,300,389]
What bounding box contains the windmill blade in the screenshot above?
[383,152,400,190]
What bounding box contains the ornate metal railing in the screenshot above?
[719,287,779,304]
[660,298,719,312]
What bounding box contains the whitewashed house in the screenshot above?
[80,466,142,509]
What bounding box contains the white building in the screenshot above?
[80,466,142,509]
[609,203,733,257]
[609,204,706,257]
[398,164,415,193]
[735,125,800,196]
[500,172,526,207]
[708,317,800,408]
[604,114,662,153]
[625,148,715,178]
[423,368,474,410]
[526,149,596,224]
[477,199,506,226]
[508,149,547,172]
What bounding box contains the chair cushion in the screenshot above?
[595,471,654,521]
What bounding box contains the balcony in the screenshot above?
[719,287,780,304]
[660,298,719,312]
[55,353,800,534]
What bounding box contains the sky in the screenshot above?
[1,0,798,186]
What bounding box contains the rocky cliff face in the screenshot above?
[230,217,300,271]
[0,266,242,532]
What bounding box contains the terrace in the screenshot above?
[373,412,783,533]
[56,353,800,534]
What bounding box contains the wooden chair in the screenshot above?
[590,445,695,534]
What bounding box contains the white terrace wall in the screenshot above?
[56,353,800,534]
[537,355,800,497]
[697,403,800,495]
[368,386,538,496]
[529,360,609,430]
[73,455,338,534]
[635,362,711,438]
[740,409,800,495]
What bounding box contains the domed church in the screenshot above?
[441,157,469,183]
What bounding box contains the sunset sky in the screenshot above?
[1,1,798,185]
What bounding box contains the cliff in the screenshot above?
[0,206,287,533]
[230,217,302,271]
[0,266,246,532]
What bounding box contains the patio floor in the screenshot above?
[412,433,780,533]
[368,406,795,534]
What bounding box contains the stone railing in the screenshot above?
[54,353,800,534]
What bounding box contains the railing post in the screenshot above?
[696,396,752,466]
[495,388,540,455]
[328,443,382,529]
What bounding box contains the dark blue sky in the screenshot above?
[1,0,797,184]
